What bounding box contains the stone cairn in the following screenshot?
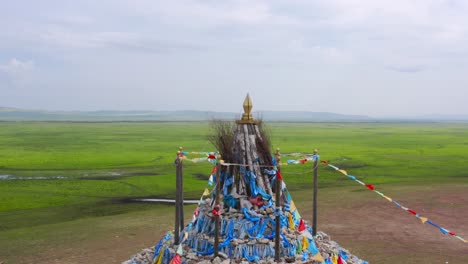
[124,95,367,264]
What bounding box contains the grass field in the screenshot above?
[1,121,468,263]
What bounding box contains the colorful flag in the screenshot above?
[298,219,306,232]
[302,236,309,251]
[419,217,428,223]
[312,252,324,262]
[277,171,283,180]
[288,213,295,230]
[169,254,181,264]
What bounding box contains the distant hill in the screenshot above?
[0,107,371,121]
[257,111,369,121]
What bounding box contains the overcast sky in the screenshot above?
[1,0,468,116]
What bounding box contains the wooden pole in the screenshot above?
[312,149,318,237]
[274,148,281,261]
[174,152,181,245]
[179,153,184,230]
[214,161,221,257]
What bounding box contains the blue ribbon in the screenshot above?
[243,208,261,222]
[243,247,260,262]
[339,249,349,260]
[311,154,320,162]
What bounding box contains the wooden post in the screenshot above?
[214,161,221,257]
[179,147,184,230]
[312,149,319,237]
[275,148,281,261]
[174,152,181,245]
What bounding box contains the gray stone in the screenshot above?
[187,252,198,260]
[212,256,222,264]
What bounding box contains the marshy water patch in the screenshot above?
[0,175,67,180]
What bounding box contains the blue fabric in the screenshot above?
[224,194,238,208]
[261,199,273,209]
[426,220,439,228]
[247,220,260,237]
[281,233,290,247]
[197,247,215,255]
[311,154,320,162]
[264,169,277,187]
[308,238,319,255]
[151,239,164,262]
[339,249,349,260]
[223,174,234,195]
[243,247,260,262]
[347,175,356,180]
[245,170,258,197]
[151,232,173,262]
[439,227,449,235]
[243,208,261,222]
[244,170,272,200]
[255,219,268,238]
[274,206,281,216]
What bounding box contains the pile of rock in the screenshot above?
[123,199,367,264]
[123,231,364,264]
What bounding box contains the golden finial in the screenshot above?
[275,148,281,163]
[237,93,258,124]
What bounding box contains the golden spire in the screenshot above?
[237,93,258,124]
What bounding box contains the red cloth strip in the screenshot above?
[407,209,417,215]
[277,171,283,180]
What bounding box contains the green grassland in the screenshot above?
[1,121,468,263]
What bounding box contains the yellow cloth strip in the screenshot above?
[288,213,295,231]
[290,200,297,212]
[153,246,165,264]
[374,190,394,202]
[302,236,309,251]
[313,252,324,262]
[332,254,338,264]
[338,169,348,175]
[382,195,393,202]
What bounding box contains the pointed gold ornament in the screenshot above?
[237,93,258,124]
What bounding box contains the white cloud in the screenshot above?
[0,58,34,76]
[38,25,137,49]
[1,0,468,115]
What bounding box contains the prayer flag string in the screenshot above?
[322,160,468,244]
